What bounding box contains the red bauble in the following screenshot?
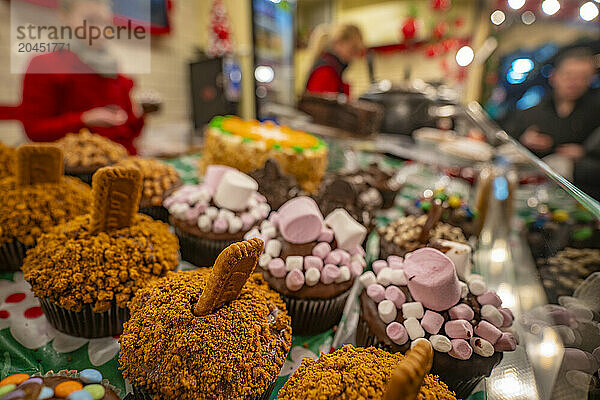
[441,38,458,52]
[401,17,417,41]
[431,0,451,11]
[425,44,439,58]
[433,21,448,40]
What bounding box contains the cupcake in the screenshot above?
[115,157,181,222]
[165,165,270,267]
[249,159,303,210]
[119,239,292,400]
[356,248,517,398]
[277,343,456,400]
[0,144,91,271]
[251,196,367,335]
[0,369,121,399]
[0,142,15,179]
[55,129,128,184]
[22,166,179,338]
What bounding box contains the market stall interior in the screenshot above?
[0,0,599,399]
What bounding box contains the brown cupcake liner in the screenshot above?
[281,289,351,336]
[139,206,169,223]
[0,240,34,272]
[173,225,237,268]
[39,298,130,338]
[131,379,277,400]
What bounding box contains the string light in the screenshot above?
[456,46,474,67]
[542,0,561,15]
[491,10,506,25]
[521,11,536,24]
[508,0,526,10]
[580,2,599,21]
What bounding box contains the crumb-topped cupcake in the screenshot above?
[250,196,367,335]
[0,142,15,179]
[165,165,270,267]
[0,369,120,400]
[115,157,181,222]
[277,343,456,400]
[22,166,179,338]
[356,248,517,398]
[55,129,128,184]
[120,239,292,400]
[0,144,91,271]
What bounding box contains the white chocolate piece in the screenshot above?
[228,216,243,234]
[378,300,397,324]
[402,302,425,319]
[324,208,367,251]
[243,228,260,240]
[377,268,394,286]
[286,256,303,271]
[197,215,212,232]
[470,337,495,357]
[404,317,425,340]
[265,240,282,258]
[411,338,431,349]
[205,206,218,220]
[359,271,377,288]
[430,335,452,352]
[305,267,321,286]
[262,226,277,240]
[459,281,469,298]
[390,269,407,286]
[336,266,351,283]
[214,170,258,211]
[468,279,486,296]
[258,254,271,270]
[481,304,504,327]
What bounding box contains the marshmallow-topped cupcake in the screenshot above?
[249,196,367,335]
[165,165,270,267]
[356,247,517,398]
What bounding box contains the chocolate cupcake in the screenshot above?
[119,239,292,400]
[55,129,128,184]
[0,142,15,179]
[22,166,179,338]
[277,343,457,400]
[249,159,303,210]
[115,157,181,222]
[0,144,91,271]
[356,248,517,398]
[165,165,270,267]
[0,369,120,399]
[250,196,367,335]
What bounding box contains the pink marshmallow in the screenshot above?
[304,256,324,271]
[213,218,228,233]
[367,284,386,303]
[254,193,267,203]
[337,250,351,266]
[350,261,363,277]
[268,258,286,278]
[421,310,444,335]
[285,269,305,291]
[445,320,474,339]
[321,264,341,285]
[449,339,473,360]
[277,196,323,244]
[387,255,404,269]
[474,321,503,345]
[325,251,342,266]
[477,291,502,308]
[385,286,406,308]
[204,165,236,195]
[268,212,280,228]
[499,308,514,327]
[349,245,366,257]
[386,322,409,345]
[312,242,332,259]
[240,213,255,231]
[372,260,388,275]
[403,248,461,312]
[185,202,207,224]
[318,227,334,243]
[448,304,475,321]
[493,332,517,352]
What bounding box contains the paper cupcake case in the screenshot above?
[0,240,34,271]
[173,225,238,268]
[131,378,277,400]
[139,205,169,223]
[281,289,351,336]
[40,298,130,338]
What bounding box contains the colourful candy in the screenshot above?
[0,385,16,397]
[0,375,29,387]
[38,387,54,400]
[83,384,105,400]
[80,369,103,384]
[67,390,93,400]
[55,381,83,397]
[0,389,24,400]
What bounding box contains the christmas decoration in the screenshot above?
[207,0,233,57]
[433,21,449,40]
[401,17,418,41]
[431,0,451,11]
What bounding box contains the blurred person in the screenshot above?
[506,47,600,161]
[20,0,146,154]
[305,24,365,96]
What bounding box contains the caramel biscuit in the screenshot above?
[384,340,434,400]
[16,143,64,186]
[418,199,443,244]
[90,166,142,234]
[193,238,264,316]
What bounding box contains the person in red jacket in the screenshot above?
[20,0,144,154]
[305,24,365,97]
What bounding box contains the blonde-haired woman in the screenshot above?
[305,23,365,96]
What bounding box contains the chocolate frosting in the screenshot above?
[263,270,353,299]
[249,159,303,210]
[170,215,246,241]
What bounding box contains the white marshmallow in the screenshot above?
[404,317,425,340]
[250,207,263,221]
[214,170,258,211]
[468,279,486,296]
[244,228,261,240]
[262,226,277,240]
[564,304,594,322]
[459,281,469,298]
[336,266,351,283]
[260,220,274,231]
[481,304,504,327]
[197,215,212,232]
[437,240,472,280]
[411,338,431,350]
[305,267,321,286]
[218,209,235,221]
[351,254,367,267]
[377,268,394,286]
[205,206,219,220]
[188,189,211,204]
[169,203,190,218]
[247,197,258,209]
[324,209,367,251]
[286,256,303,271]
[258,203,271,217]
[390,269,407,286]
[359,271,377,288]
[402,302,425,319]
[258,254,272,270]
[265,240,282,258]
[470,337,495,357]
[430,335,452,352]
[378,300,397,324]
[228,216,243,234]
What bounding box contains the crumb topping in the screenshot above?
[0,176,92,246]
[22,214,179,312]
[119,270,292,400]
[0,143,15,179]
[115,157,181,206]
[277,345,456,400]
[55,130,128,170]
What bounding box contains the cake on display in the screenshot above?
[0,142,15,179]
